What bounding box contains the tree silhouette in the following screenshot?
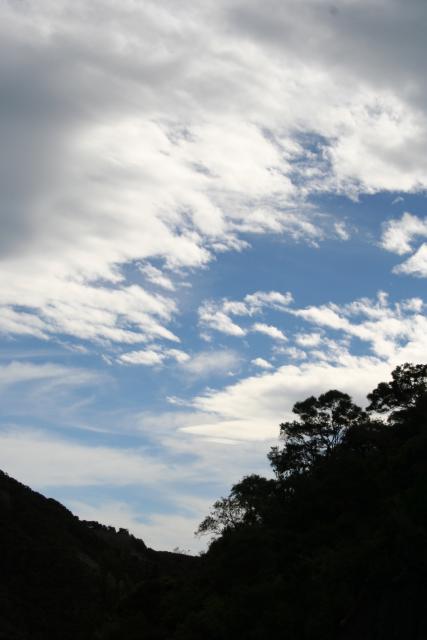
[197,474,276,537]
[269,389,366,478]
[367,362,427,421]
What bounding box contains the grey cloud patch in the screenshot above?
[226,0,427,106]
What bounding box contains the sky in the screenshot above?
[1,0,427,552]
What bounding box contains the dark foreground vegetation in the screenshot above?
[2,363,427,639]
[0,468,197,640]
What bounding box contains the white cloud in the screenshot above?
[244,291,294,314]
[118,346,190,366]
[292,306,350,331]
[295,332,322,347]
[183,418,278,442]
[251,357,273,369]
[401,297,424,312]
[381,212,427,255]
[334,221,350,241]
[276,346,308,361]
[118,349,165,366]
[252,322,287,341]
[0,308,48,339]
[198,302,246,337]
[290,293,427,359]
[380,213,427,278]
[222,301,249,316]
[181,350,240,377]
[198,290,293,338]
[2,0,427,350]
[166,348,191,364]
[198,289,427,363]
[393,243,427,277]
[140,264,176,291]
[0,281,180,345]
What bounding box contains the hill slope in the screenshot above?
[0,470,196,640]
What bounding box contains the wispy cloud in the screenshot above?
[0,361,102,390]
[252,323,287,341]
[180,350,240,377]
[251,357,273,370]
[198,302,246,337]
[198,290,293,338]
[0,428,171,487]
[140,264,176,292]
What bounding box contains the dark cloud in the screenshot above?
[226,0,427,107]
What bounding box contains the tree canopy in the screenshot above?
[269,389,367,479]
[367,362,427,421]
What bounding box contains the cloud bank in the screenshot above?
[2,0,427,350]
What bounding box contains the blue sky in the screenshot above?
[1,0,427,551]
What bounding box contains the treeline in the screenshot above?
[108,363,427,639]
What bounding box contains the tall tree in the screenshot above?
[269,389,366,478]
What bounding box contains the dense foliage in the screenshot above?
[2,363,427,639]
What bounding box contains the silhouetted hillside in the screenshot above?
[0,470,197,639]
